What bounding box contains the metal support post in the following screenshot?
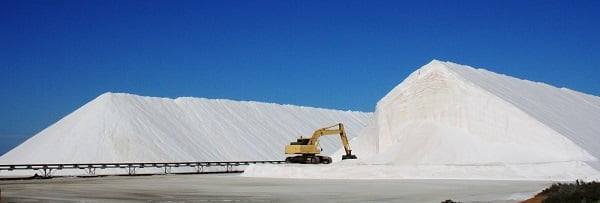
[128,165,136,175]
[86,168,96,175]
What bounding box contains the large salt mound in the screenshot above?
[357,60,598,166]
[0,93,371,164]
[244,60,600,180]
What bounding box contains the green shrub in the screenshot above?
[538,180,600,203]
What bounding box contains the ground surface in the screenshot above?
[0,174,552,202]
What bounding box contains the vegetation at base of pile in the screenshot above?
[537,180,600,202]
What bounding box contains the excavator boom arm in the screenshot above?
[308,123,354,156]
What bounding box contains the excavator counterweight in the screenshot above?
[284,123,357,164]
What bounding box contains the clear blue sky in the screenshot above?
[1,0,599,155]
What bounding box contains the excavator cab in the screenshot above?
[290,138,310,145]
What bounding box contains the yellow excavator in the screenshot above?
[284,123,357,164]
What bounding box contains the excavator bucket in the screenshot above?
[341,149,357,160]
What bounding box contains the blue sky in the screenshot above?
[1,0,599,155]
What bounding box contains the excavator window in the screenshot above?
[290,138,310,145]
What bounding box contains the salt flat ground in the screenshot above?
[0,174,552,202]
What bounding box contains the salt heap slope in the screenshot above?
[357,60,599,167]
[0,93,371,164]
[244,60,600,180]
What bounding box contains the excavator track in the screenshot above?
[285,155,332,164]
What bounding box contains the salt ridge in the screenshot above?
[0,93,372,164]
